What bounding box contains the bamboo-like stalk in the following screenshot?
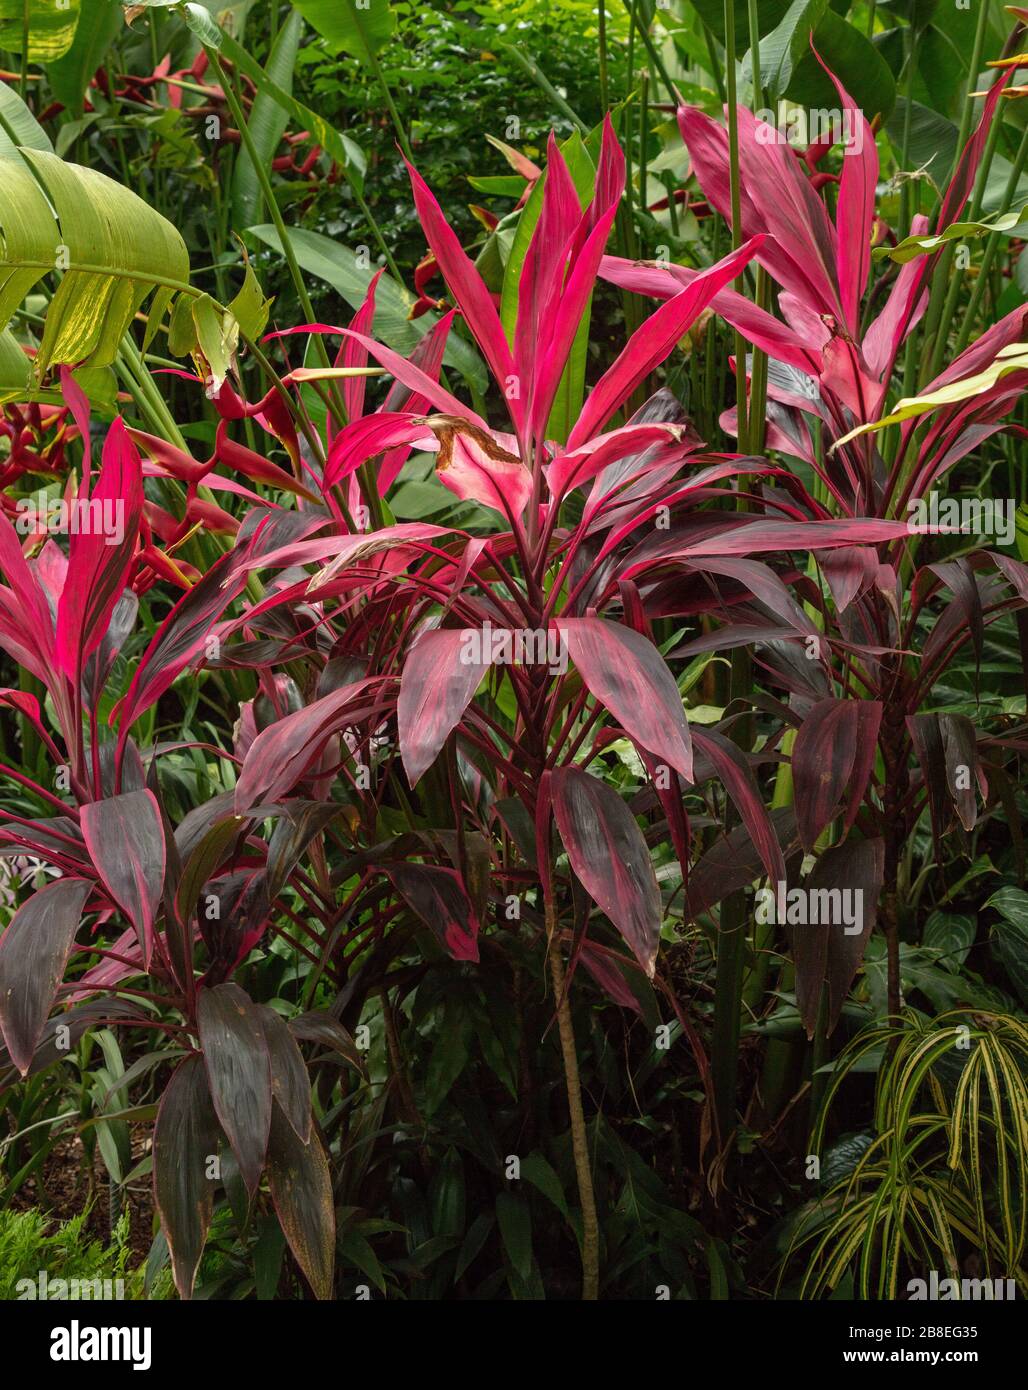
[547,906,599,1300]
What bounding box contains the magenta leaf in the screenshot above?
[550,766,661,977]
[385,862,481,962]
[234,678,382,812]
[562,616,693,782]
[55,418,143,681]
[397,626,488,788]
[81,789,166,969]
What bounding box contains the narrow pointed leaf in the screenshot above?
[81,790,166,968]
[0,879,90,1075]
[197,983,273,1196]
[266,1102,335,1300]
[551,766,661,977]
[152,1055,218,1301]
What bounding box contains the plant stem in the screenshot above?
[723,0,748,445]
[547,913,599,1300]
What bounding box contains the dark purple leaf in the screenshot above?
[152,1055,219,1300]
[0,879,91,1075]
[81,789,166,968]
[551,766,661,977]
[197,982,273,1195]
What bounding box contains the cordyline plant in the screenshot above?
[0,100,936,1302]
[605,62,1028,1046]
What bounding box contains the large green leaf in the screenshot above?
[231,9,304,230]
[246,222,486,392]
[786,12,896,121]
[0,81,52,155]
[0,0,80,59]
[47,0,122,117]
[743,0,829,101]
[687,0,794,46]
[290,0,395,57]
[0,148,190,372]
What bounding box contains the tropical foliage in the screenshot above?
[0,0,1025,1304]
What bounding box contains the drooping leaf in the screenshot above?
[562,616,693,781]
[385,861,480,962]
[197,983,273,1195]
[266,1101,335,1299]
[397,626,487,788]
[0,879,90,1075]
[550,766,661,977]
[81,789,166,968]
[152,1055,218,1301]
[0,149,189,371]
[0,0,80,59]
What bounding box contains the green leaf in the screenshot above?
[520,1151,568,1218]
[986,886,1028,931]
[495,1192,533,1280]
[786,12,896,121]
[0,148,190,372]
[0,81,52,155]
[214,26,366,191]
[923,911,975,971]
[877,206,1028,263]
[181,1,221,47]
[744,0,828,101]
[245,222,486,392]
[226,261,273,342]
[0,0,80,59]
[47,0,121,117]
[688,0,794,47]
[191,292,239,394]
[0,327,31,397]
[835,343,1028,448]
[231,9,304,230]
[290,0,395,58]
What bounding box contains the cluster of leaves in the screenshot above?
[0,0,1025,1303]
